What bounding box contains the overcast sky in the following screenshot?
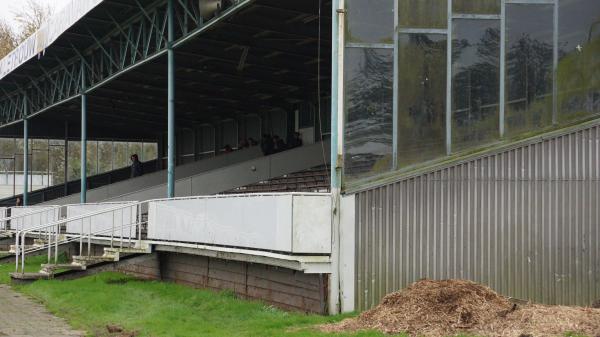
[0,0,71,29]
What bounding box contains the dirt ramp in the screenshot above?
[323,279,600,337]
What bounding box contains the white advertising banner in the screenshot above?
[65,203,137,238]
[147,194,332,254]
[10,206,60,231]
[0,0,104,80]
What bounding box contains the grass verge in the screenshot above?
[0,256,396,337]
[0,259,587,337]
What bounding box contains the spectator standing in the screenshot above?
[130,154,144,178]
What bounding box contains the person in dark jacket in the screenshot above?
[261,134,274,155]
[130,154,143,178]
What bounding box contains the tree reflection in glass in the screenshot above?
[397,34,447,168]
[557,0,600,122]
[505,4,554,136]
[344,48,393,180]
[452,20,500,151]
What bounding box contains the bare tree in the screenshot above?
[0,0,53,59]
[14,0,53,43]
[0,21,17,59]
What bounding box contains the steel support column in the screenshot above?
[329,0,344,315]
[81,63,87,203]
[22,102,29,206]
[64,121,69,196]
[167,0,176,198]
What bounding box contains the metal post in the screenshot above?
[552,0,558,125]
[329,0,344,315]
[23,116,29,206]
[167,0,176,198]
[499,0,506,137]
[64,121,69,196]
[81,62,87,204]
[445,0,453,155]
[392,0,399,170]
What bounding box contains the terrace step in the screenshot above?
[72,255,118,265]
[9,272,52,280]
[104,247,150,255]
[10,244,152,282]
[9,244,44,253]
[0,251,12,257]
[40,263,86,273]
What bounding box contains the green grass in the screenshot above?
[0,257,397,337]
[21,272,398,337]
[0,259,589,337]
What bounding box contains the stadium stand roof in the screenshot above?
[0,0,331,141]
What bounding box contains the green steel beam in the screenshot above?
[81,61,87,203]
[0,0,254,127]
[22,97,29,206]
[167,0,175,198]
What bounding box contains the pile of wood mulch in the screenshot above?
[322,279,600,337]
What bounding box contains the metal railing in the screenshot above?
[14,201,143,274]
[0,160,158,207]
[0,205,62,233]
[11,191,333,274]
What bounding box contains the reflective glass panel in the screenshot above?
[397,34,447,167]
[31,148,49,191]
[505,4,554,136]
[98,141,113,173]
[346,0,394,43]
[0,138,15,157]
[113,142,128,169]
[86,141,98,176]
[143,143,158,162]
[129,142,143,163]
[67,141,81,181]
[344,47,393,181]
[557,0,600,122]
[452,19,500,151]
[399,0,447,29]
[49,144,65,185]
[453,0,500,14]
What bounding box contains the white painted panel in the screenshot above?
[148,195,293,252]
[291,195,331,254]
[65,203,137,237]
[339,195,356,313]
[10,206,60,231]
[148,194,333,254]
[0,207,7,230]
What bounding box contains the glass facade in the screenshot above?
[505,4,554,136]
[399,0,447,29]
[344,47,393,177]
[397,34,447,167]
[452,19,500,151]
[453,0,500,14]
[346,0,394,43]
[557,0,600,122]
[343,0,600,187]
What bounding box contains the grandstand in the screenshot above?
[0,0,599,315]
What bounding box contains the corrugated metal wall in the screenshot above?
[355,123,600,310]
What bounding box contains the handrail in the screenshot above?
[12,192,333,273]
[15,201,141,273]
[0,205,61,232]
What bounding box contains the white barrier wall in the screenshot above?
[10,206,60,231]
[65,202,137,237]
[0,207,7,230]
[148,194,332,254]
